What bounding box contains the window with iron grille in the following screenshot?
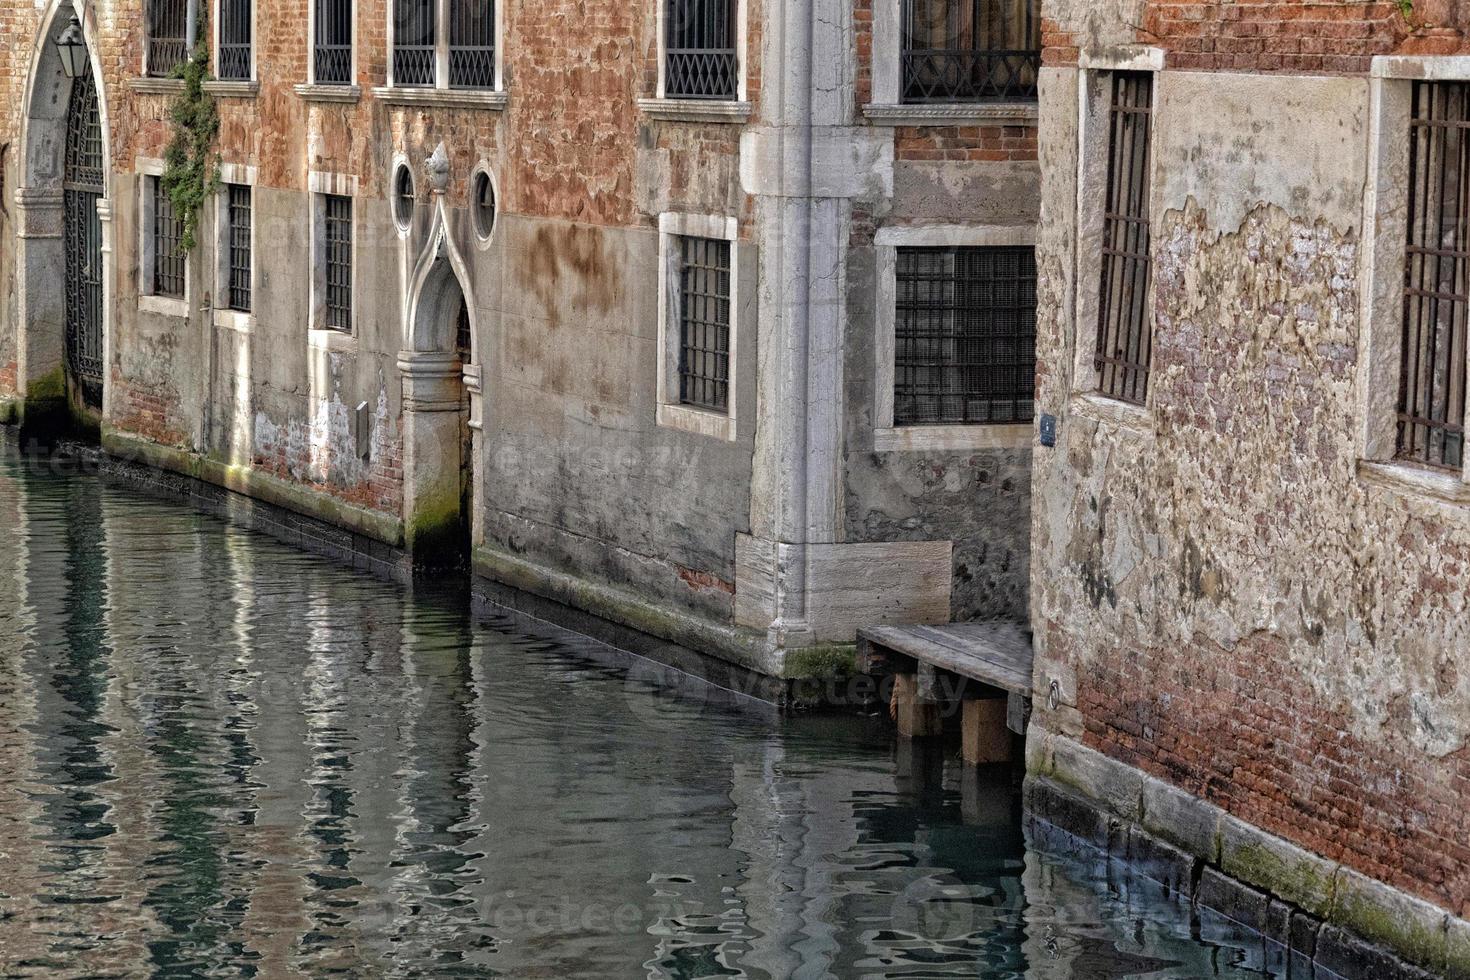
[894,246,1036,426]
[677,236,732,413]
[152,177,186,299]
[901,0,1039,103]
[314,0,353,84]
[1399,81,1470,470]
[1094,71,1154,406]
[665,0,738,100]
[393,0,436,86]
[226,184,252,313]
[322,195,353,331]
[450,0,496,89]
[147,0,190,77]
[218,0,253,81]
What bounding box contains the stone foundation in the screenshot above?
[1026,730,1470,980]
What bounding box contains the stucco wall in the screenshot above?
[1031,60,1470,918]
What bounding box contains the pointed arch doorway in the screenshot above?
[64,67,105,413]
[15,2,114,437]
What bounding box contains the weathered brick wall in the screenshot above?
[1043,0,1470,73]
[1032,13,1470,920]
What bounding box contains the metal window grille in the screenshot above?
[65,70,105,410]
[323,195,353,331]
[449,0,496,89]
[894,246,1036,426]
[219,0,253,80]
[678,236,732,413]
[227,184,252,313]
[315,0,353,84]
[1399,81,1470,470]
[393,0,436,86]
[153,178,186,299]
[147,0,190,76]
[1094,71,1154,405]
[665,0,738,100]
[901,0,1039,103]
[456,300,472,357]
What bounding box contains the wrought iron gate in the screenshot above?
[64,69,104,410]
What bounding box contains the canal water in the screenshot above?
[0,442,1290,979]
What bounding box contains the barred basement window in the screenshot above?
[147,0,190,77]
[393,0,436,86]
[218,0,253,81]
[901,0,1040,103]
[449,0,496,90]
[894,246,1036,426]
[314,0,353,84]
[1094,71,1154,406]
[226,184,252,313]
[665,0,738,100]
[1399,81,1470,470]
[152,178,186,299]
[323,195,353,331]
[678,236,732,413]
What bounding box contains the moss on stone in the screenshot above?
[781,644,855,680]
[1223,840,1337,919]
[1332,879,1448,972]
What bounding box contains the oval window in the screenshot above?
[393,163,415,231]
[473,170,497,242]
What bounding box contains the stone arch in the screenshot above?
[15,0,115,433]
[399,185,482,569]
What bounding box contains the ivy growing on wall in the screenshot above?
[162,13,219,254]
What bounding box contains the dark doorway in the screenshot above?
[63,68,104,413]
[455,298,474,565]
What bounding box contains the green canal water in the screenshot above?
[0,443,1300,978]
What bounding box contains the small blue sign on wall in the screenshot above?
[1039,414,1057,448]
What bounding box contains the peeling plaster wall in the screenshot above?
[1033,65,1470,915]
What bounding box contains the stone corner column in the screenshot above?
[13,186,68,437]
[397,349,465,568]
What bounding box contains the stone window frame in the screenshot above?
[655,211,743,442]
[374,0,508,110]
[635,0,752,124]
[862,0,1040,128]
[470,163,500,250]
[214,162,257,333]
[136,157,191,319]
[307,171,360,352]
[1067,46,1164,430]
[872,223,1035,452]
[295,0,360,102]
[1359,55,1470,504]
[206,0,258,95]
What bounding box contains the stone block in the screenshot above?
[1138,771,1224,865]
[1331,866,1449,977]
[1048,734,1143,823]
[1126,825,1198,899]
[1218,813,1339,920]
[1196,865,1271,935]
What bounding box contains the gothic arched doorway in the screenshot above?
[63,67,104,412]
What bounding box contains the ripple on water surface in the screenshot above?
[0,445,1293,979]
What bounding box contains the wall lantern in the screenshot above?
[56,17,88,79]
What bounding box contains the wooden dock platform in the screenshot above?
[856,622,1034,696]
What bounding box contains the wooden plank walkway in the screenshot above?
[856,622,1034,697]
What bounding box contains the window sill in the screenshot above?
[1358,459,1470,505]
[295,83,361,104]
[657,403,737,442]
[203,80,259,98]
[874,423,1032,452]
[862,102,1038,126]
[128,77,186,96]
[638,98,752,124]
[371,87,508,110]
[309,328,358,354]
[139,294,189,318]
[1069,391,1151,432]
[214,309,254,333]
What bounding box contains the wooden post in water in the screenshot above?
[962,697,1011,765]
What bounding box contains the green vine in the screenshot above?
[162,13,219,254]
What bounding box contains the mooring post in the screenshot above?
[961,696,1012,765]
[892,672,941,738]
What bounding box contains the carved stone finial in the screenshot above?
[425,142,450,196]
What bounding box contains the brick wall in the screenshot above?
[1044,0,1470,73]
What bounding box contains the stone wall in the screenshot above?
[1031,0,1470,960]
